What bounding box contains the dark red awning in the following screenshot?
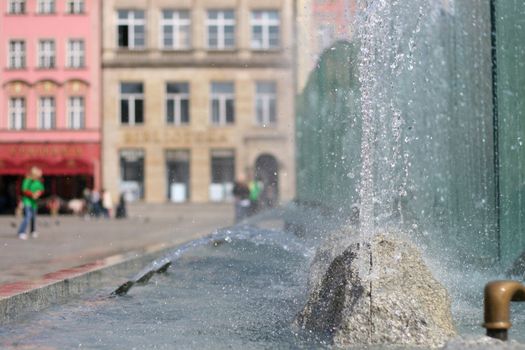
[0,143,99,176]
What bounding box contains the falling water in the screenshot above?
[356,0,449,237]
[296,0,498,265]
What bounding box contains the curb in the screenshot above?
[0,242,175,325]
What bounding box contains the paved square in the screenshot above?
[0,203,233,284]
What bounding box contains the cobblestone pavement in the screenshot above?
[0,203,234,284]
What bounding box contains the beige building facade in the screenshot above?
[102,0,295,204]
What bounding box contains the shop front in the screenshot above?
[0,143,100,214]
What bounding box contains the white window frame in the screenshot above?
[39,97,55,130]
[37,0,55,14]
[120,83,144,125]
[8,97,25,130]
[206,10,235,50]
[68,96,85,129]
[117,10,146,49]
[67,39,85,68]
[210,82,235,126]
[66,0,84,14]
[251,10,280,50]
[8,0,25,14]
[255,81,277,126]
[161,10,191,50]
[38,39,55,69]
[8,40,25,69]
[165,83,190,125]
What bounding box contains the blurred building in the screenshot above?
[296,0,356,91]
[102,0,295,204]
[0,0,101,213]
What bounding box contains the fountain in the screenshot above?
[294,0,525,346]
[1,0,525,348]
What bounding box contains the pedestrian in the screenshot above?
[47,195,61,225]
[47,195,60,216]
[17,166,44,240]
[248,177,263,215]
[115,193,127,219]
[232,176,250,222]
[101,189,113,218]
[90,189,102,217]
[82,187,91,217]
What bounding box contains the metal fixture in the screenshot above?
[483,280,525,340]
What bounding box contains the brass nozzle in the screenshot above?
[483,280,525,341]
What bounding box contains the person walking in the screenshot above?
[82,187,92,218]
[90,189,102,218]
[101,189,113,218]
[115,193,127,219]
[232,176,250,222]
[17,166,44,240]
[248,178,263,215]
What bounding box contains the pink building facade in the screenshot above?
[312,0,356,55]
[0,0,101,212]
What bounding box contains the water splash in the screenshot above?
[356,0,433,237]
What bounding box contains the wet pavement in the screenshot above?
[0,203,233,285]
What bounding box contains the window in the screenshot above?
[8,0,25,14]
[166,150,190,202]
[38,40,55,68]
[37,0,55,14]
[166,83,190,125]
[67,39,85,68]
[66,0,84,14]
[39,97,55,129]
[68,97,84,129]
[211,82,234,125]
[210,150,234,202]
[255,82,277,126]
[251,11,280,49]
[207,10,235,49]
[117,10,146,49]
[8,97,25,130]
[211,151,234,183]
[8,40,25,69]
[120,83,144,125]
[161,10,191,50]
[120,149,145,200]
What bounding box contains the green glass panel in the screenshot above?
[296,2,498,264]
[496,0,525,265]
[296,42,361,209]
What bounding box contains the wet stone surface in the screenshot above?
[295,233,457,348]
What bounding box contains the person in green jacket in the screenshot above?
[17,166,44,240]
[248,178,263,215]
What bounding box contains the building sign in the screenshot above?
[0,143,100,175]
[123,130,229,145]
[4,144,84,159]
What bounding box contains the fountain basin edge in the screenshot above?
[0,241,179,325]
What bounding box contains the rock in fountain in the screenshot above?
[295,232,457,348]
